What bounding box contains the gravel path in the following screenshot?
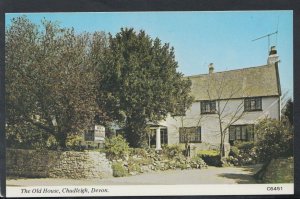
[7,165,262,186]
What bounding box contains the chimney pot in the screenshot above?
[268,46,279,64]
[208,63,214,74]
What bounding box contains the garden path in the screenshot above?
[7,164,262,186]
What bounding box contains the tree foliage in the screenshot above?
[282,98,293,125]
[97,28,193,147]
[255,118,293,162]
[5,16,108,148]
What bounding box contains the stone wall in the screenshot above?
[6,149,113,179]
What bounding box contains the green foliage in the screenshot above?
[65,135,84,151]
[5,16,108,149]
[197,150,222,167]
[104,135,130,160]
[128,162,142,173]
[97,28,193,147]
[229,146,239,157]
[227,142,257,166]
[282,99,293,125]
[112,162,128,177]
[163,144,184,158]
[197,150,219,156]
[130,148,148,158]
[255,118,293,162]
[190,156,208,169]
[234,141,254,152]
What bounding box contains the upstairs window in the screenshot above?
[244,97,262,111]
[201,100,216,114]
[179,127,201,143]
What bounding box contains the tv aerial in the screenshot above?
[252,16,279,54]
[252,30,278,53]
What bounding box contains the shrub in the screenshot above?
[163,144,184,158]
[130,148,148,158]
[197,150,222,167]
[229,146,239,157]
[227,141,257,166]
[104,135,130,161]
[190,156,208,169]
[234,141,254,152]
[112,162,128,177]
[128,162,142,174]
[65,135,83,151]
[255,118,293,162]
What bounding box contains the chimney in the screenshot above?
[208,63,214,74]
[267,46,279,64]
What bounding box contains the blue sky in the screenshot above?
[6,11,293,98]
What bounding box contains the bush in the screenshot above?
[128,162,142,174]
[163,144,184,158]
[197,150,222,167]
[130,148,148,158]
[190,156,208,169]
[112,162,128,177]
[227,141,257,166]
[229,146,239,157]
[234,141,254,152]
[255,118,293,162]
[65,135,83,151]
[104,135,130,161]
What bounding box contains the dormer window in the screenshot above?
[201,100,216,114]
[244,97,262,112]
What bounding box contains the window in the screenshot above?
[229,125,254,145]
[244,97,262,111]
[179,127,201,143]
[201,100,216,114]
[160,129,168,145]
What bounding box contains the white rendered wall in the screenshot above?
[160,96,280,147]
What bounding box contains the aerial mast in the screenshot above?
[252,31,278,54]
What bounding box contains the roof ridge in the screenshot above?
[186,63,273,78]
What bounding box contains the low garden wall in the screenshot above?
[6,149,113,179]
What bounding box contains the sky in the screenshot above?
[5,11,293,98]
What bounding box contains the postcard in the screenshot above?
[3,9,294,197]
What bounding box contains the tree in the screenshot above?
[5,16,108,148]
[206,72,251,157]
[282,98,293,125]
[255,117,293,162]
[97,28,193,147]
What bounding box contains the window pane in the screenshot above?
[256,98,262,109]
[211,101,216,111]
[241,126,247,140]
[236,127,241,140]
[244,99,250,111]
[229,126,235,141]
[247,125,254,141]
[250,99,255,110]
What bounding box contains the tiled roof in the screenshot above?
[186,63,281,101]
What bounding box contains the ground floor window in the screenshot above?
[179,127,201,143]
[229,124,254,145]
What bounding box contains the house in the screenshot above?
[150,46,281,153]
